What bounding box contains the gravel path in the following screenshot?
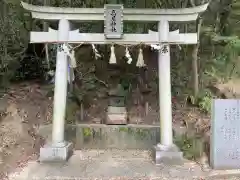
[9,149,240,180]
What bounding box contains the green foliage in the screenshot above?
[201,34,240,87]
[66,98,79,124]
[197,90,212,113]
[174,133,204,160]
[83,127,93,137]
[0,1,29,88]
[0,0,238,113]
[203,54,231,81]
[226,38,240,60]
[187,89,213,113]
[73,74,104,104]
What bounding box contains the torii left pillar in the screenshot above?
[39,19,73,162]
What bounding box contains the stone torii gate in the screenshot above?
[21,2,209,164]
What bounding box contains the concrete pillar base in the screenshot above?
[152,143,183,165]
[39,141,73,162]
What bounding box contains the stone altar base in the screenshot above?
[152,144,183,165]
[39,142,73,162]
[106,106,127,125]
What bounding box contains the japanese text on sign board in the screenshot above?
[110,10,117,32]
[104,4,123,39]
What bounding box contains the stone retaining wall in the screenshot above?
[38,124,160,149]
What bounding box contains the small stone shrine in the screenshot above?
[211,99,240,169]
[106,84,127,124]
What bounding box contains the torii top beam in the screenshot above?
[21,2,208,22]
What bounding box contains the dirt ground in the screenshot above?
[0,80,214,179]
[0,82,52,179]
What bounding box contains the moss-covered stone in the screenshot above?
[134,128,151,139]
[40,124,160,150]
[118,126,151,139]
[83,127,93,137]
[118,127,128,132]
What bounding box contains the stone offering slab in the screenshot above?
[106,106,127,124]
[211,99,240,169]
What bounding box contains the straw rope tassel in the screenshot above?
[67,57,75,83]
[136,48,145,67]
[109,45,117,64]
[69,50,77,68]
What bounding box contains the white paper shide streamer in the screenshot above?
[67,66,75,83]
[109,45,117,64]
[62,44,77,68]
[92,44,101,59]
[150,44,163,51]
[62,43,76,82]
[69,50,76,68]
[136,48,145,67]
[125,47,132,64]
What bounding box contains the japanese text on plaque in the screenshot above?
[110,10,117,32]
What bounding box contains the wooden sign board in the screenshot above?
[104,4,123,39]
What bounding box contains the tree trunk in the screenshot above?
[190,0,205,97]
[192,17,203,97]
[43,0,50,70]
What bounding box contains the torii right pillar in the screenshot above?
[153,20,183,165]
